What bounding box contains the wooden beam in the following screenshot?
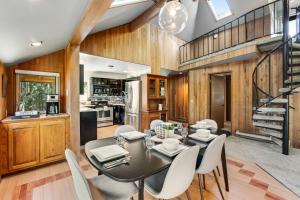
[70,0,112,45]
[129,0,166,32]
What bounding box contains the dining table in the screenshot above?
[85,129,229,200]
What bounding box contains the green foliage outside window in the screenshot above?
[18,81,56,112]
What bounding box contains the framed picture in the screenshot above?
[2,74,8,97]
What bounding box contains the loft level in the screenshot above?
[180,0,283,64]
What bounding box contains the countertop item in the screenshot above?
[1,113,69,124]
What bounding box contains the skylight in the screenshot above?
[207,0,232,21]
[111,0,147,7]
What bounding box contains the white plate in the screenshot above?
[120,131,147,140]
[188,133,217,142]
[152,144,189,157]
[190,124,212,129]
[151,134,183,143]
[90,145,129,162]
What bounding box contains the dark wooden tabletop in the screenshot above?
[85,137,173,182]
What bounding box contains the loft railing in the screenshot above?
[179,0,283,64]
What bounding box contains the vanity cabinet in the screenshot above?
[0,114,69,174]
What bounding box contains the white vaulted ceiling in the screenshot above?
[0,0,90,65]
[0,0,299,65]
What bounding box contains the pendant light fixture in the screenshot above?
[158,0,188,35]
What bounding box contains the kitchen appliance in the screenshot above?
[125,81,141,130]
[46,94,59,115]
[80,110,97,145]
[95,101,113,127]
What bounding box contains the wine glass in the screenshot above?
[180,127,188,142]
[116,135,125,147]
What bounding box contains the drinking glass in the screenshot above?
[181,127,188,140]
[116,136,125,147]
[145,136,154,150]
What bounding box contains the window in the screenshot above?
[111,0,147,7]
[15,70,60,112]
[207,0,232,21]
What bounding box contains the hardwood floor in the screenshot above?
[0,153,298,200]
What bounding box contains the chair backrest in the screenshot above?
[65,149,93,200]
[159,146,200,199]
[150,119,164,130]
[114,125,136,137]
[200,119,218,129]
[196,134,226,174]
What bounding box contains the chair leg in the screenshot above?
[130,197,134,200]
[185,189,191,200]
[217,166,221,176]
[213,170,225,200]
[202,174,206,189]
[197,174,204,200]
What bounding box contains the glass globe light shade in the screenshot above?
[158,1,188,34]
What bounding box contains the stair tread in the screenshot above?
[257,107,286,114]
[236,131,272,142]
[279,87,300,93]
[285,77,300,84]
[253,114,284,121]
[260,98,288,104]
[260,130,283,138]
[287,69,300,74]
[271,136,283,146]
[253,122,283,130]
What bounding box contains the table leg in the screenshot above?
[138,179,144,200]
[221,145,229,192]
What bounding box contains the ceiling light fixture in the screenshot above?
[108,65,115,68]
[158,0,188,35]
[30,41,43,47]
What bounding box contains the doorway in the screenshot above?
[209,73,231,130]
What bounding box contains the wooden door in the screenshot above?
[210,75,225,128]
[8,122,39,171]
[40,119,66,163]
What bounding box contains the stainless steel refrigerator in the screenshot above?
[125,81,141,131]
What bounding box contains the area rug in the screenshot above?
[225,136,300,197]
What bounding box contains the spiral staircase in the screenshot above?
[250,31,300,155]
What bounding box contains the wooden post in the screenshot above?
[65,44,80,156]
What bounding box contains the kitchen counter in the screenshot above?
[1,113,69,124]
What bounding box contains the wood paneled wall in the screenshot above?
[6,50,66,115]
[188,51,282,132]
[80,23,184,73]
[0,63,6,120]
[168,73,189,122]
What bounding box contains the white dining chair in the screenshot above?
[65,149,138,200]
[199,119,218,129]
[114,125,136,137]
[144,145,200,200]
[150,119,164,130]
[195,134,226,200]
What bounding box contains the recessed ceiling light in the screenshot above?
[108,65,114,68]
[30,41,43,47]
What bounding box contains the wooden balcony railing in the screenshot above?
[179,0,283,64]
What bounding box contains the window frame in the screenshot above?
[207,0,233,21]
[15,70,60,112]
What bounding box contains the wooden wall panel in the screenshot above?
[80,23,184,73]
[168,73,189,122]
[0,63,7,120]
[6,50,66,116]
[188,59,267,134]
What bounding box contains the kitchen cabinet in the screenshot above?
[141,111,167,131]
[40,119,66,163]
[0,114,69,174]
[8,122,39,171]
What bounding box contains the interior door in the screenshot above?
[210,75,225,128]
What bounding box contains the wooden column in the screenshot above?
[65,44,80,155]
